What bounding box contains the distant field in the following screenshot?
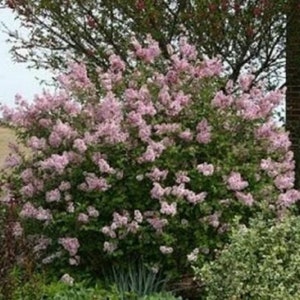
[0,126,17,166]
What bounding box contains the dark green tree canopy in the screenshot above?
[1,0,287,87]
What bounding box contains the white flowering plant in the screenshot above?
[196,215,300,299]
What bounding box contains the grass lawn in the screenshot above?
[0,126,17,166]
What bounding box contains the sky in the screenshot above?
[0,8,53,109]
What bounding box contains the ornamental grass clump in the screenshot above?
[0,35,298,285]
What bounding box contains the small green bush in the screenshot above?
[196,215,300,299]
[13,280,180,300]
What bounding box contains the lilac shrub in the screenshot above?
[1,36,298,280]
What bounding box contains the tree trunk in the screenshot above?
[286,0,300,187]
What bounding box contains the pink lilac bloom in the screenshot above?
[73,139,87,153]
[138,124,152,142]
[226,172,249,191]
[197,163,214,176]
[53,120,75,139]
[127,220,139,233]
[65,151,84,164]
[255,121,275,139]
[132,34,161,63]
[235,192,254,206]
[134,210,143,223]
[185,190,207,204]
[260,157,280,177]
[84,173,111,191]
[274,172,295,190]
[92,154,115,174]
[159,246,173,254]
[97,92,123,121]
[33,236,52,253]
[168,91,191,115]
[27,136,46,150]
[63,99,81,116]
[206,213,220,228]
[60,273,75,286]
[77,213,89,223]
[101,226,117,238]
[64,193,72,202]
[278,189,300,206]
[48,132,62,148]
[211,90,233,108]
[136,101,156,117]
[175,171,190,184]
[158,85,171,105]
[260,157,273,171]
[103,241,118,253]
[238,98,261,120]
[163,70,179,84]
[154,123,181,135]
[109,54,126,72]
[171,184,187,198]
[40,153,69,174]
[196,119,212,144]
[268,131,291,152]
[34,179,44,192]
[194,57,222,78]
[150,140,166,154]
[20,183,35,197]
[59,237,80,256]
[69,256,80,266]
[95,121,128,144]
[140,147,156,162]
[179,36,197,60]
[171,55,190,72]
[58,62,93,90]
[21,168,34,184]
[20,202,37,218]
[87,206,99,218]
[4,154,22,168]
[113,212,129,227]
[160,201,177,216]
[59,181,71,191]
[66,202,75,213]
[146,168,168,182]
[36,207,52,221]
[238,74,254,91]
[150,182,169,200]
[147,217,168,232]
[179,129,193,141]
[46,189,61,203]
[127,111,144,127]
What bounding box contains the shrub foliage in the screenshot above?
[0,36,298,282]
[197,215,300,299]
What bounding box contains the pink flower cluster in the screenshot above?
[226,172,249,191]
[20,202,52,222]
[58,237,80,256]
